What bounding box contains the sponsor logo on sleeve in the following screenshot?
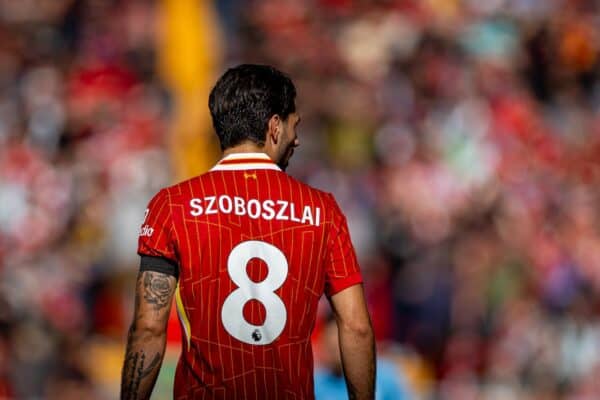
[139,225,154,237]
[139,208,154,237]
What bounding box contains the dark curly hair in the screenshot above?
[209,64,297,150]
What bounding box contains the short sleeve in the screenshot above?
[323,194,363,297]
[137,189,178,265]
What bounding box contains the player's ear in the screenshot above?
[267,114,282,145]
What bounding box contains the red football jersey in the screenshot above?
[138,153,362,399]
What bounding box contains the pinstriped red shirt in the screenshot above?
[138,153,362,399]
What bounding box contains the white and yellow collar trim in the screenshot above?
[210,153,282,171]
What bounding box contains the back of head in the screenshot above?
[209,64,297,150]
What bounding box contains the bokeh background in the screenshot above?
[1,0,600,399]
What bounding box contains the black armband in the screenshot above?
[139,255,179,279]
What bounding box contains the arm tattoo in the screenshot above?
[143,271,172,310]
[120,271,173,399]
[121,346,161,400]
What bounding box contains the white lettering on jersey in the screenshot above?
[234,196,246,216]
[139,225,154,237]
[289,203,301,223]
[205,196,217,215]
[262,199,275,220]
[301,205,314,226]
[190,198,203,216]
[275,200,289,221]
[247,199,260,219]
[188,196,321,227]
[219,195,232,213]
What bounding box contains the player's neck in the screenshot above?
[222,143,273,160]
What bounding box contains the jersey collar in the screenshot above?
[210,152,282,171]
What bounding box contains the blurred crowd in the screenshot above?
[2,0,600,399]
[0,0,170,398]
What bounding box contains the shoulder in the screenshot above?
[283,174,350,226]
[159,173,212,199]
[284,173,338,206]
[143,175,208,213]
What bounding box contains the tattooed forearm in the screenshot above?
[143,271,172,310]
[121,347,161,400]
[121,270,175,399]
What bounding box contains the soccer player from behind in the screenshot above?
[120,64,375,400]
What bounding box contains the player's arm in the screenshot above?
[120,269,176,400]
[328,284,376,400]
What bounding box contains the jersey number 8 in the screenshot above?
[221,240,288,345]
